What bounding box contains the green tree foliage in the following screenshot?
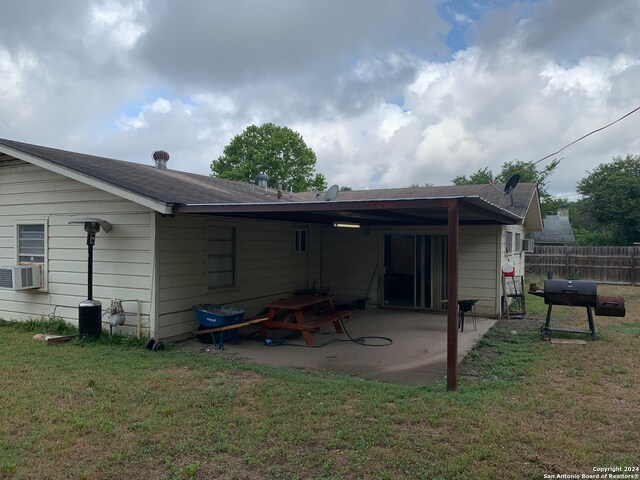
[211,123,327,192]
[452,160,563,243]
[451,167,493,186]
[495,160,560,201]
[572,225,620,246]
[540,196,571,218]
[576,154,640,244]
[451,159,560,204]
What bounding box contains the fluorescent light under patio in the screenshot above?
[332,222,360,228]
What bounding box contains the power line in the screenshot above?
[456,105,640,201]
[0,116,28,142]
[532,105,640,166]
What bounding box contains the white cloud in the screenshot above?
[88,0,146,49]
[1,0,639,199]
[116,97,174,131]
[454,13,474,26]
[0,48,27,99]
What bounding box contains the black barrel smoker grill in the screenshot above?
[530,279,625,340]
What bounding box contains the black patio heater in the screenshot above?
[69,217,112,340]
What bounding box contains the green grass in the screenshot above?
[1,292,639,479]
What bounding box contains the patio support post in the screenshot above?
[447,200,459,391]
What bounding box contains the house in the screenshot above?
[0,138,542,341]
[531,208,575,245]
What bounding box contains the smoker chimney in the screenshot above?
[152,150,170,170]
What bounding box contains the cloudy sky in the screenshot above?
[1,0,639,197]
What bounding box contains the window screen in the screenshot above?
[18,224,45,263]
[207,226,235,288]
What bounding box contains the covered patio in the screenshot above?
[181,309,496,386]
[175,186,540,390]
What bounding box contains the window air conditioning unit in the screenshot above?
[0,265,42,290]
[522,238,535,253]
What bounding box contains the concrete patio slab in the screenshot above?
[178,308,496,386]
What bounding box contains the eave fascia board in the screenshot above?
[173,196,521,223]
[173,197,461,213]
[0,145,173,214]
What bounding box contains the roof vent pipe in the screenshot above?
[152,150,170,170]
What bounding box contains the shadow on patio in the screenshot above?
[179,308,496,386]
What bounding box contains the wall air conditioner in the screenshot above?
[522,238,535,253]
[0,265,42,290]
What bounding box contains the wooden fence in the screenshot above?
[525,245,640,285]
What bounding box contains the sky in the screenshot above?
[1,0,639,198]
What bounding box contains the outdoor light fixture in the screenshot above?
[332,222,361,229]
[68,216,113,340]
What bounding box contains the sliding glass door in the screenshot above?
[383,235,447,309]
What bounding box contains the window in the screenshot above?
[207,225,235,288]
[18,224,45,263]
[515,233,521,252]
[294,228,307,254]
[505,231,513,254]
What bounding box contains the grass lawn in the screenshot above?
[1,282,639,479]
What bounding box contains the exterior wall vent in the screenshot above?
[0,265,42,290]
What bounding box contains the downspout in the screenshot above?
[496,226,504,318]
[149,211,160,339]
[319,224,325,289]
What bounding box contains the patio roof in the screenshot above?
[173,195,523,226]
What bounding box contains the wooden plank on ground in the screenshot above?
[194,316,269,336]
[550,338,588,345]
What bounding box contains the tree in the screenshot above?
[539,196,571,218]
[452,160,559,196]
[495,159,560,199]
[451,167,493,186]
[576,154,640,244]
[211,123,327,192]
[451,159,560,204]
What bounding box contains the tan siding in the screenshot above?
[155,216,321,340]
[0,161,155,335]
[321,227,379,304]
[459,225,500,316]
[318,225,503,316]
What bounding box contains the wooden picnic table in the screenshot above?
[257,294,349,345]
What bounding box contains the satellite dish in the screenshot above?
[504,174,520,207]
[504,174,520,195]
[324,184,339,201]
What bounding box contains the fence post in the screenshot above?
[632,250,636,286]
